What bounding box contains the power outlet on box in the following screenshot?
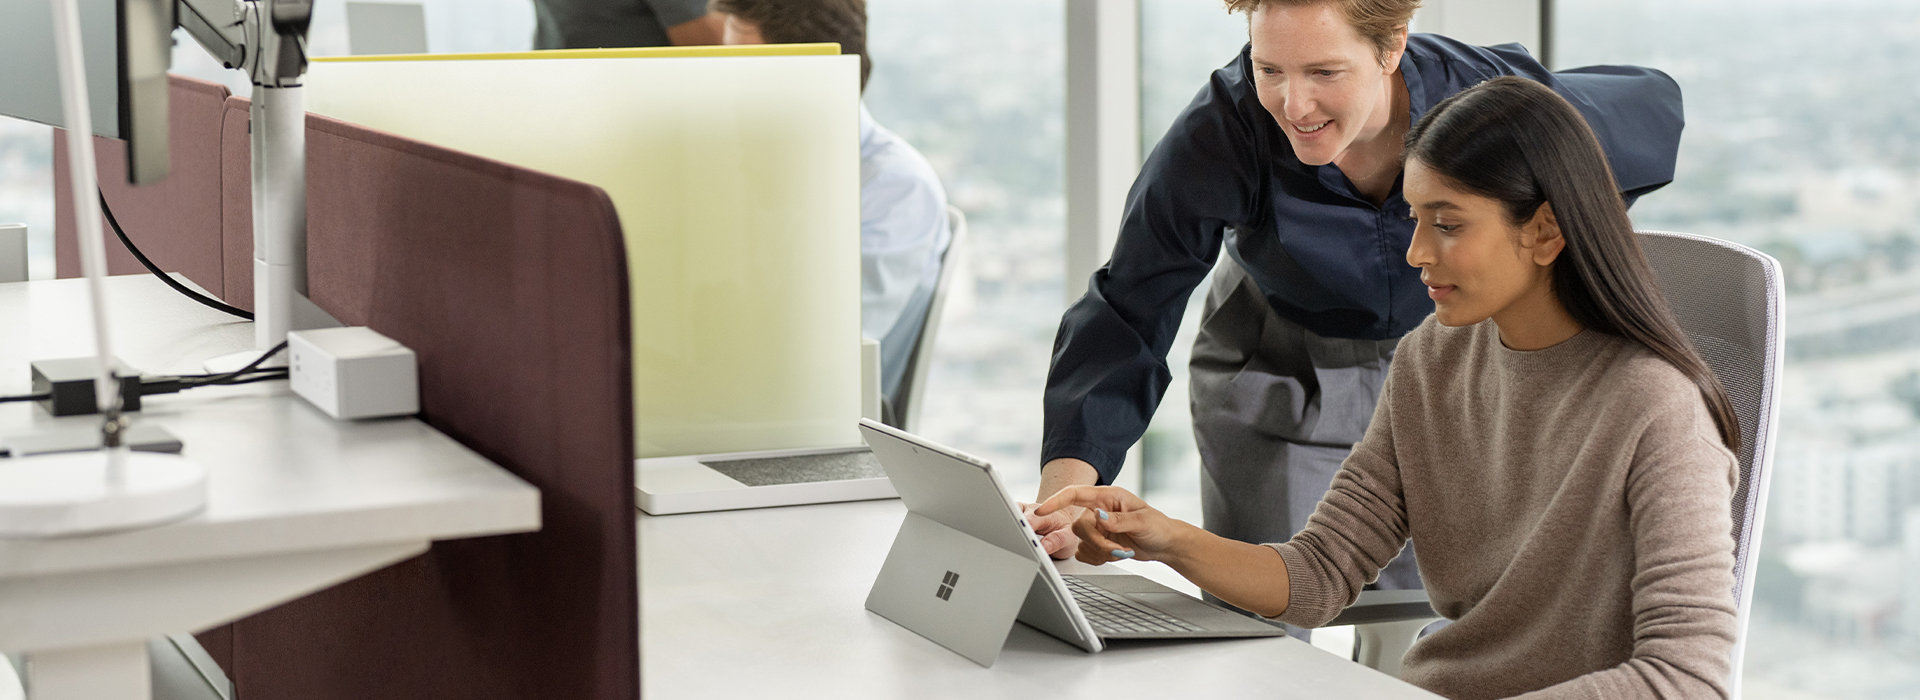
[287,327,419,420]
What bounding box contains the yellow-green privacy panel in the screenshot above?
[306,47,862,458]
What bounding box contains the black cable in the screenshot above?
[188,367,288,386]
[143,369,288,394]
[193,341,289,385]
[179,367,287,388]
[193,372,288,389]
[0,393,52,403]
[98,189,254,321]
[138,343,291,398]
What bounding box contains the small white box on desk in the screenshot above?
[288,327,419,419]
[0,223,26,283]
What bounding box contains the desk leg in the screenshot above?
[22,642,149,700]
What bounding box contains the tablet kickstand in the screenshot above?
[864,512,1036,667]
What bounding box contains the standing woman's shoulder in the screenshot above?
[1551,63,1684,202]
[1136,43,1276,204]
[1193,43,1280,149]
[1400,33,1550,88]
[1401,33,1682,203]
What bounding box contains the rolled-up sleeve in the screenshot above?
[1041,69,1259,483]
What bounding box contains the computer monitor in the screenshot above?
[0,0,173,185]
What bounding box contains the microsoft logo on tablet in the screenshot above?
[935,571,960,601]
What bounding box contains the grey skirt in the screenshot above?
[1188,257,1422,591]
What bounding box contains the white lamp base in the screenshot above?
[0,450,207,537]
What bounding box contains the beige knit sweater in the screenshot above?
[1268,316,1738,699]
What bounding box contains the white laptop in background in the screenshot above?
[635,444,895,515]
[345,2,429,56]
[637,339,896,515]
[857,419,1284,667]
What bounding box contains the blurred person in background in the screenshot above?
[714,0,952,422]
[533,0,723,49]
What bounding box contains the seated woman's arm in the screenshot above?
[1260,434,1415,628]
[1036,485,1295,617]
[1038,362,1416,623]
[1514,392,1740,700]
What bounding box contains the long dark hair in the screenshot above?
[1404,76,1739,451]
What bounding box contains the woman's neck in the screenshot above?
[1334,70,1411,206]
[1493,293,1585,351]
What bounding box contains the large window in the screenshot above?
[1134,1,1252,522]
[1554,1,1920,696]
[865,0,1066,499]
[0,121,50,279]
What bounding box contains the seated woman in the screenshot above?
[1037,75,1741,699]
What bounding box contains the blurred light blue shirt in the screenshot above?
[860,103,951,403]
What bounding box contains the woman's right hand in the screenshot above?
[1021,502,1085,559]
[1034,485,1188,566]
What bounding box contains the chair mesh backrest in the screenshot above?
[893,206,967,431]
[1637,230,1784,692]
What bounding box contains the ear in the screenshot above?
[1524,202,1565,266]
[1381,25,1410,71]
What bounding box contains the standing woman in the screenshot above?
[1028,0,1682,596]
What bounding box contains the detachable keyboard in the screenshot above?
[700,448,884,486]
[1063,575,1204,635]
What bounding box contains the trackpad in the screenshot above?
[1132,593,1277,632]
[1132,592,1216,615]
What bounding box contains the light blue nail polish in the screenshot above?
[1097,509,1110,521]
[1111,549,1134,559]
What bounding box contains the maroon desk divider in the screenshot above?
[61,74,638,698]
[53,75,231,298]
[206,97,637,699]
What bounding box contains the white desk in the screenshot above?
[0,276,541,700]
[640,499,1439,698]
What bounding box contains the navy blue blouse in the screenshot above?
[1041,34,1684,482]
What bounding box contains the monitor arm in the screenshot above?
[175,0,316,355]
[175,0,308,87]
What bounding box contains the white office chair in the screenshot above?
[1334,230,1784,697]
[883,205,967,432]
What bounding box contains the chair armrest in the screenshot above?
[1327,589,1443,677]
[1326,588,1439,626]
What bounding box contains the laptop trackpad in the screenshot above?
[1131,592,1229,620]
[1130,593,1279,633]
[1132,592,1209,611]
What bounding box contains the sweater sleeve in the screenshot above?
[1512,396,1739,700]
[1264,356,1413,627]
